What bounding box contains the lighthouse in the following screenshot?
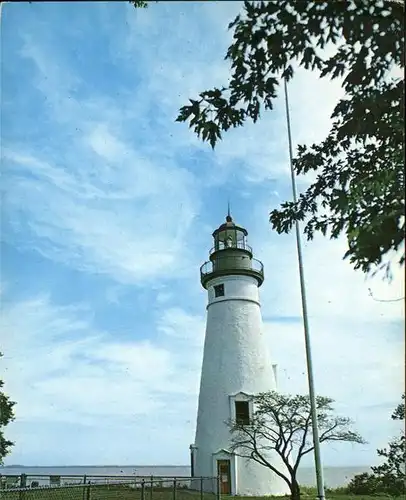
[191,212,289,496]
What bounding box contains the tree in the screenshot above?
[0,353,16,465]
[176,0,404,278]
[347,394,405,496]
[131,1,148,7]
[228,392,365,500]
[370,393,405,494]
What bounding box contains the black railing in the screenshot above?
[200,256,264,281]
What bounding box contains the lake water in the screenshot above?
[0,465,372,488]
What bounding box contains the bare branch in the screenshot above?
[293,411,313,473]
[228,391,364,499]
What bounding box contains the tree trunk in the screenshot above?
[290,478,301,500]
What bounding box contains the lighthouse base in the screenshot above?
[193,447,289,496]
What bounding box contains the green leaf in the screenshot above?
[176,0,404,276]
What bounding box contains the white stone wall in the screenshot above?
[194,274,289,495]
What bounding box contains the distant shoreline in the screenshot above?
[2,465,187,468]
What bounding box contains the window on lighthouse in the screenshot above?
[235,401,250,425]
[214,284,225,297]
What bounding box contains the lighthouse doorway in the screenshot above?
[217,460,231,494]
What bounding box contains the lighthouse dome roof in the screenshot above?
[213,214,248,237]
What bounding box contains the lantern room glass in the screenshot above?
[214,227,247,251]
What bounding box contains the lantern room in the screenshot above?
[211,214,250,254]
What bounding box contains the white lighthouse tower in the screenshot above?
[191,212,289,496]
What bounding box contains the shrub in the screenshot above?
[347,471,405,496]
[347,472,381,494]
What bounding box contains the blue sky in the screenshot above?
[1,1,404,468]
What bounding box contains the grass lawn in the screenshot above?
[221,497,399,500]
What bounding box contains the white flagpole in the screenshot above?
[283,76,326,500]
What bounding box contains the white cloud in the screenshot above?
[1,296,202,439]
[155,291,173,305]
[105,286,125,305]
[157,307,205,347]
[3,30,204,286]
[3,135,199,285]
